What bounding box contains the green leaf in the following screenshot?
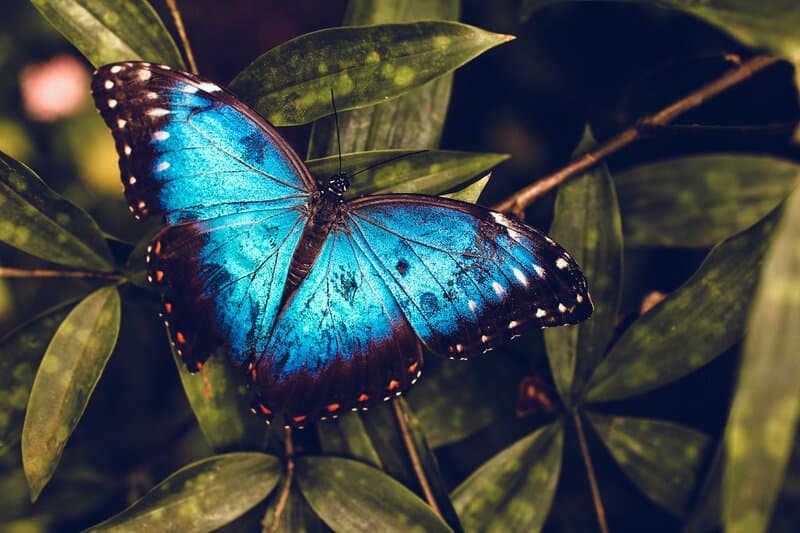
[544,128,623,406]
[0,152,113,271]
[307,0,460,157]
[29,0,184,67]
[296,456,452,533]
[0,299,80,456]
[723,185,800,533]
[452,421,563,532]
[442,175,491,204]
[305,150,508,198]
[87,453,281,532]
[22,286,121,501]
[317,413,383,470]
[230,22,512,126]
[171,341,268,453]
[616,155,799,248]
[520,1,800,60]
[262,484,328,533]
[587,413,711,517]
[585,205,782,403]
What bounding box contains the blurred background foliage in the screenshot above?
[1,0,800,531]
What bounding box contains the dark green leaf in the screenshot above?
[585,206,782,402]
[452,421,563,532]
[305,150,508,198]
[296,456,451,533]
[0,299,80,456]
[22,286,121,500]
[723,186,800,533]
[88,453,281,532]
[616,155,799,247]
[587,412,711,517]
[359,403,415,486]
[317,413,383,469]
[230,22,512,126]
[29,0,184,67]
[0,152,113,271]
[171,341,268,453]
[307,0,460,157]
[442,175,491,204]
[262,484,328,533]
[544,128,623,406]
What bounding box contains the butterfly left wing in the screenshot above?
[343,194,593,359]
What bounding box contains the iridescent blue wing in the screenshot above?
[91,62,313,223]
[91,62,314,369]
[252,230,423,426]
[344,194,593,359]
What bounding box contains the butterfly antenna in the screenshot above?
[331,88,343,176]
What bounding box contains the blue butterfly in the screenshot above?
[92,62,592,427]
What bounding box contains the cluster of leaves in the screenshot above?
[1,0,799,532]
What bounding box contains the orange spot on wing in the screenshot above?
[153,240,161,255]
[292,415,307,423]
[195,361,203,370]
[155,270,164,282]
[164,302,172,313]
[175,331,186,344]
[326,403,340,413]
[358,393,369,402]
[258,404,272,416]
[408,361,419,374]
[387,379,400,391]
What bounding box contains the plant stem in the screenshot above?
[492,54,782,218]
[268,426,294,532]
[573,411,609,533]
[0,267,122,280]
[165,0,199,74]
[639,121,798,138]
[392,399,443,519]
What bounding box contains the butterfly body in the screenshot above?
[92,62,592,427]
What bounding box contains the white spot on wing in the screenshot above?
[576,294,584,303]
[152,130,170,141]
[492,281,505,296]
[183,85,199,94]
[137,201,146,209]
[104,80,114,89]
[128,176,137,185]
[536,308,547,318]
[138,69,152,81]
[558,303,567,313]
[107,99,117,108]
[197,81,221,92]
[468,299,477,312]
[117,119,127,128]
[556,257,569,269]
[512,267,528,286]
[490,212,512,226]
[544,236,556,245]
[124,145,132,155]
[508,320,521,329]
[156,161,171,172]
[533,264,545,277]
[146,91,159,100]
[110,65,122,74]
[147,108,170,117]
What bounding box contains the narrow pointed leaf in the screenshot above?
[452,421,563,532]
[88,453,281,532]
[0,152,113,271]
[545,129,622,406]
[586,206,782,403]
[296,456,452,533]
[616,155,799,247]
[29,0,184,67]
[443,174,490,204]
[587,413,711,517]
[261,484,328,533]
[306,150,508,198]
[230,22,512,126]
[317,413,383,470]
[0,299,80,455]
[723,186,800,533]
[22,286,121,500]
[307,0,460,157]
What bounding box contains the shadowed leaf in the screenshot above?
[88,453,281,532]
[585,206,782,402]
[545,128,622,406]
[230,22,511,126]
[22,286,120,500]
[296,456,452,533]
[0,152,113,271]
[317,413,383,470]
[452,421,563,532]
[724,185,800,533]
[587,413,711,517]
[307,0,460,157]
[29,0,184,67]
[262,484,328,533]
[616,155,799,247]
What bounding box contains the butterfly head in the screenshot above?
[317,172,350,204]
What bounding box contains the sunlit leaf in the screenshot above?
[0,152,113,271]
[452,421,563,532]
[587,413,711,517]
[88,453,281,532]
[0,299,80,456]
[307,0,460,157]
[29,0,184,67]
[297,456,452,533]
[545,128,622,406]
[724,185,800,533]
[442,175,491,204]
[305,150,507,198]
[585,206,781,402]
[230,22,512,126]
[22,286,121,500]
[317,413,383,470]
[616,155,799,247]
[261,484,328,533]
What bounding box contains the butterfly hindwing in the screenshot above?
[344,194,592,359]
[91,62,312,223]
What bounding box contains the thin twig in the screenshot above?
[638,121,798,138]
[492,54,782,218]
[268,426,294,533]
[165,0,199,74]
[0,267,122,280]
[573,411,609,533]
[392,399,443,518]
